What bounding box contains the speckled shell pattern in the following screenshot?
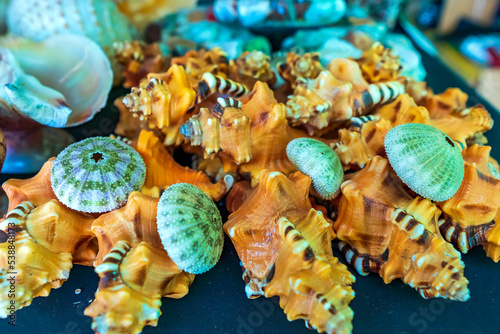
[286,138,344,200]
[384,123,465,202]
[157,183,224,274]
[51,137,146,213]
[7,0,134,55]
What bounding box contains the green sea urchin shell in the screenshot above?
[156,183,224,274]
[51,137,146,213]
[384,123,464,202]
[286,138,344,199]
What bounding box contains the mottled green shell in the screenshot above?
[51,137,146,213]
[286,138,344,199]
[156,183,224,274]
[384,123,464,202]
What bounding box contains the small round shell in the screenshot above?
[384,123,464,202]
[286,138,344,199]
[51,137,146,213]
[156,183,224,274]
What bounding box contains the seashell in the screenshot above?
[224,170,355,333]
[121,65,196,146]
[327,58,369,92]
[0,129,5,171]
[2,35,113,126]
[135,130,233,201]
[374,94,430,126]
[85,240,194,334]
[114,97,151,141]
[114,0,197,30]
[423,88,467,119]
[430,104,493,147]
[171,48,229,84]
[51,137,146,213]
[277,52,325,88]
[437,145,500,256]
[0,198,96,317]
[228,50,277,89]
[180,99,252,164]
[334,156,470,300]
[114,41,169,89]
[0,46,72,129]
[7,0,135,57]
[355,42,402,83]
[222,81,308,187]
[286,138,344,199]
[157,183,224,274]
[384,123,465,202]
[405,79,430,105]
[194,72,250,104]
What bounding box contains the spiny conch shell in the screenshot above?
[405,79,430,105]
[423,88,467,119]
[180,98,252,164]
[228,50,277,89]
[114,0,197,30]
[0,129,5,171]
[121,65,196,146]
[85,240,194,334]
[114,41,168,88]
[2,35,113,126]
[171,48,229,85]
[429,104,493,147]
[134,130,233,201]
[51,137,146,213]
[114,97,151,141]
[157,183,224,274]
[385,123,465,202]
[7,0,135,57]
[437,145,500,257]
[334,156,470,301]
[285,70,352,126]
[286,138,344,200]
[327,58,369,93]
[373,94,431,126]
[0,198,96,317]
[194,72,250,105]
[355,42,402,83]
[224,170,355,333]
[224,81,309,187]
[277,52,325,88]
[0,46,72,129]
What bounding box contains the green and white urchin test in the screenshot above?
[384,123,464,202]
[51,137,146,213]
[286,137,344,199]
[156,183,224,274]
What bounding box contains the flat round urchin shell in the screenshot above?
[156,183,224,274]
[286,137,344,200]
[384,123,464,202]
[51,137,146,213]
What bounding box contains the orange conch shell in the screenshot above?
[121,65,196,146]
[135,130,232,201]
[438,145,500,257]
[355,42,402,83]
[277,52,324,88]
[86,191,194,333]
[229,50,276,89]
[334,156,470,301]
[114,41,168,88]
[171,48,229,84]
[225,170,355,333]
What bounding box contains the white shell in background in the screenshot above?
[2,35,113,126]
[6,0,135,56]
[0,47,71,129]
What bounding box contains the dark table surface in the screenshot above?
[1,44,500,334]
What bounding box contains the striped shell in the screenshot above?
[384,123,464,202]
[51,137,146,213]
[286,138,343,199]
[156,183,224,274]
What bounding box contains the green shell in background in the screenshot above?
[384,123,465,202]
[51,137,146,213]
[156,183,224,274]
[286,137,344,200]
